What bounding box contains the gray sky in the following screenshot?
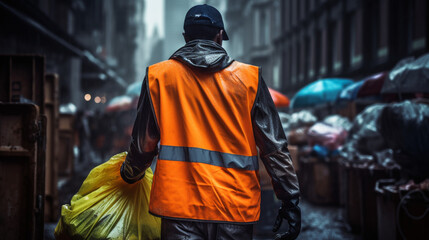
[145,0,165,38]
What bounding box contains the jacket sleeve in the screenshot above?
[251,76,300,205]
[120,74,160,184]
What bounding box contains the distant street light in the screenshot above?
[94,96,101,103]
[84,94,92,101]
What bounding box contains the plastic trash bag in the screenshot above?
[54,152,161,240]
[323,115,352,131]
[379,100,429,161]
[347,104,387,153]
[311,144,339,159]
[288,127,309,145]
[382,54,429,94]
[378,101,429,180]
[288,110,318,130]
[307,122,347,151]
[373,149,401,170]
[339,104,390,164]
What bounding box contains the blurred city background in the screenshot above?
[0,0,428,239]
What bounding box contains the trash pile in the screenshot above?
[279,110,352,205]
[379,101,429,181]
[339,104,396,167]
[282,99,429,239]
[282,110,351,161]
[339,100,429,179]
[280,54,429,239]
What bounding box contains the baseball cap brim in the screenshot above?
[222,30,229,40]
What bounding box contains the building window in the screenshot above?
[350,10,363,68]
[378,0,389,59]
[299,36,305,81]
[409,0,427,52]
[254,9,260,46]
[308,34,316,79]
[262,8,270,46]
[292,40,297,84]
[300,0,306,21]
[285,0,291,32]
[232,29,244,58]
[274,0,281,38]
[319,29,328,76]
[332,21,343,73]
[292,0,298,27]
[372,0,389,61]
[309,0,316,12]
[273,54,281,89]
[254,7,270,47]
[283,45,291,89]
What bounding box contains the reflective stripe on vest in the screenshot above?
[159,145,259,170]
[147,60,261,223]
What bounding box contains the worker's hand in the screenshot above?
[272,200,301,240]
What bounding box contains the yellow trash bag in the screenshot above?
[54,152,161,240]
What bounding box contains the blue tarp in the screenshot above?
[291,78,354,109]
[339,72,387,101]
[338,81,364,101]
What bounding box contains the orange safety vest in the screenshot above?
[147,59,261,223]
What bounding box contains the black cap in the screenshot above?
[184,4,229,40]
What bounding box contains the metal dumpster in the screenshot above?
[0,55,45,112]
[358,166,400,240]
[0,103,45,240]
[58,113,75,178]
[376,179,429,240]
[43,73,60,222]
[339,162,362,233]
[299,156,340,205]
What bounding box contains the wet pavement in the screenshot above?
[44,150,359,240]
[254,194,359,240]
[295,201,358,240]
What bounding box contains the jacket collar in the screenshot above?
[170,39,233,72]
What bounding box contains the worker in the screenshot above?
[120,4,300,240]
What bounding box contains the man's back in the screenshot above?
[148,58,259,155]
[121,4,301,240]
[147,50,262,223]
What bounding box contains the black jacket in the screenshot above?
[121,39,300,206]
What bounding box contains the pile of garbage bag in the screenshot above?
[282,110,351,159]
[305,116,350,159]
[307,122,348,151]
[288,127,310,146]
[323,115,352,131]
[339,104,389,165]
[281,110,318,146]
[278,112,290,132]
[379,101,429,160]
[283,110,317,132]
[378,101,429,181]
[340,100,429,179]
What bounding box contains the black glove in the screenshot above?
[273,200,301,240]
[120,150,157,184]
